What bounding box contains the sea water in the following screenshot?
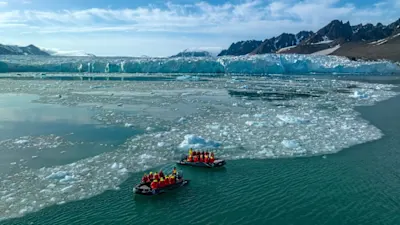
[0,74,399,225]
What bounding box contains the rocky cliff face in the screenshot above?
[217,40,263,56]
[303,20,353,44]
[250,31,314,54]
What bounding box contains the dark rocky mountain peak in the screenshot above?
[304,20,353,44]
[218,40,263,56]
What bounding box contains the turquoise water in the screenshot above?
[0,94,140,172]
[1,88,400,224]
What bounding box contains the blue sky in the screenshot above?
[0,0,399,56]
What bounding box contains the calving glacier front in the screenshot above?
[0,54,399,75]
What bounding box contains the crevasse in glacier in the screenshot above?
[0,54,399,75]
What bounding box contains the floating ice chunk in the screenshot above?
[14,139,29,144]
[253,113,267,118]
[118,168,128,174]
[124,123,134,128]
[350,91,369,99]
[111,163,118,169]
[46,171,71,180]
[176,75,199,81]
[206,123,220,130]
[245,121,265,127]
[19,207,33,215]
[61,185,74,193]
[60,175,76,183]
[178,134,221,150]
[277,115,309,124]
[157,142,165,147]
[281,140,300,149]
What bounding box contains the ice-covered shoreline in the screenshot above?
[0,54,399,75]
[0,76,398,221]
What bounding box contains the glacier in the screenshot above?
[0,54,399,75]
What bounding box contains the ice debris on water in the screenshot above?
[0,76,398,221]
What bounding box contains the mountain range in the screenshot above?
[1,18,399,61]
[0,44,50,56]
[0,44,96,57]
[218,18,400,61]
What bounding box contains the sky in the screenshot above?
[0,0,399,57]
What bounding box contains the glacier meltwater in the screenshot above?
[0,74,399,220]
[0,54,399,75]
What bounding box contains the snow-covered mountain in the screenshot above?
[0,44,50,55]
[218,18,400,61]
[40,48,96,57]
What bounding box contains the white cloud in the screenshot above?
[0,1,8,7]
[0,0,398,56]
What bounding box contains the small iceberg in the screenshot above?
[178,134,221,150]
[281,139,300,149]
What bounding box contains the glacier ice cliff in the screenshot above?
[0,54,399,75]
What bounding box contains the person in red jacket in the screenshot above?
[154,172,160,181]
[164,176,170,186]
[204,154,209,163]
[148,172,154,181]
[199,154,204,162]
[209,155,215,163]
[193,155,199,162]
[159,177,165,188]
[141,174,149,183]
[150,180,158,190]
[159,170,165,179]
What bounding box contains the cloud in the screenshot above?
[0,1,8,7]
[0,0,398,38]
[0,0,399,56]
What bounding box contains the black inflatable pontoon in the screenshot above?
[133,178,190,196]
[177,155,226,168]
